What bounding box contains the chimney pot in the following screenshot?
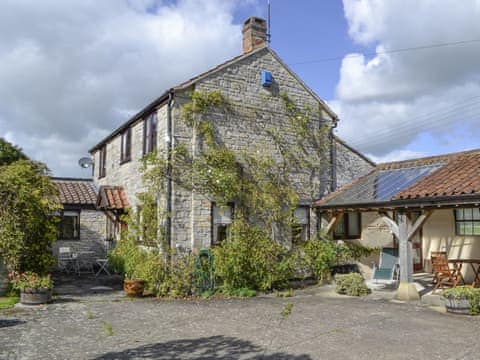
[242,16,267,54]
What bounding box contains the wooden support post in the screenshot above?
[395,212,420,301]
[325,212,343,235]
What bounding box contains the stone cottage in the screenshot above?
[88,17,374,251]
[52,177,129,263]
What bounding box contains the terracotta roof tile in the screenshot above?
[97,186,130,210]
[52,178,97,205]
[395,152,480,200]
[314,148,480,208]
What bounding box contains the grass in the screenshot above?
[0,296,19,310]
[280,302,294,318]
[102,321,115,336]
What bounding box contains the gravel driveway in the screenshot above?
[1,286,479,360]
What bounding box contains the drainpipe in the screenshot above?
[166,89,174,251]
[330,120,338,192]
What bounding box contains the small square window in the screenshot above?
[58,210,80,240]
[334,212,361,240]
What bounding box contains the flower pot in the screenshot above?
[445,297,473,315]
[123,279,145,297]
[20,287,52,305]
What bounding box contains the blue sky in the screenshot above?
[1,0,480,176]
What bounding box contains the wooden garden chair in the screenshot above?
[432,255,459,294]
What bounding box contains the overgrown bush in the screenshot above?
[109,235,196,298]
[213,218,293,292]
[334,273,370,296]
[301,239,342,281]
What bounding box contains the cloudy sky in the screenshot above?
[1,0,480,177]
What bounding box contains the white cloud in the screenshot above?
[0,0,257,176]
[336,0,480,160]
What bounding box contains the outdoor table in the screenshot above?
[448,259,480,287]
[95,259,111,277]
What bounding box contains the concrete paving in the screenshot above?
[1,282,480,360]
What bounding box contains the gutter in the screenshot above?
[330,122,338,192]
[165,89,174,250]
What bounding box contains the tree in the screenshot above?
[0,138,28,166]
[0,160,61,274]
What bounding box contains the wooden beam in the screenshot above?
[378,211,399,239]
[325,212,343,234]
[407,210,433,242]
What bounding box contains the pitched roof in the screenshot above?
[52,178,97,206]
[314,148,480,209]
[395,152,480,200]
[97,186,130,210]
[89,46,338,153]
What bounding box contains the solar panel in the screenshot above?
[325,164,443,206]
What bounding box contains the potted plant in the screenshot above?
[443,286,480,315]
[8,271,53,305]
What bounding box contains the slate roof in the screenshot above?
[52,178,97,206]
[97,186,130,210]
[314,149,480,209]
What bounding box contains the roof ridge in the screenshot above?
[377,148,480,169]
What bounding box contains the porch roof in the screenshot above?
[97,185,130,210]
[314,149,480,211]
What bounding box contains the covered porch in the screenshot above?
[314,150,480,300]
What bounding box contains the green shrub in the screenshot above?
[335,273,370,297]
[301,239,340,281]
[212,218,293,292]
[444,286,480,315]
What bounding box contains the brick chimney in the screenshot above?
[242,17,267,53]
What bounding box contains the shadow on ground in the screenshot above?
[0,319,25,328]
[52,272,123,298]
[94,335,311,359]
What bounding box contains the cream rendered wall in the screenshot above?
[422,209,480,282]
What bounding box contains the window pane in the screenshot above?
[464,209,473,220]
[456,209,464,220]
[456,222,463,235]
[473,208,480,220]
[474,222,480,235]
[464,222,473,235]
[334,220,345,237]
[348,213,360,237]
[294,207,309,225]
[213,204,233,224]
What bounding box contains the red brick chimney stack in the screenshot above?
[242,17,267,53]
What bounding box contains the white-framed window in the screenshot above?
[292,206,310,243]
[212,203,234,246]
[58,210,80,240]
[455,208,480,236]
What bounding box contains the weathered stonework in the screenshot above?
[335,137,375,188]
[53,209,107,264]
[90,47,373,251]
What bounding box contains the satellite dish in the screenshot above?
[78,157,93,169]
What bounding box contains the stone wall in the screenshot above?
[52,209,107,267]
[334,137,375,188]
[93,106,169,208]
[171,48,336,249]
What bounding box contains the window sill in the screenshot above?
[120,158,131,165]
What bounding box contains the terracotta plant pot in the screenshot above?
[123,279,145,297]
[20,287,53,305]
